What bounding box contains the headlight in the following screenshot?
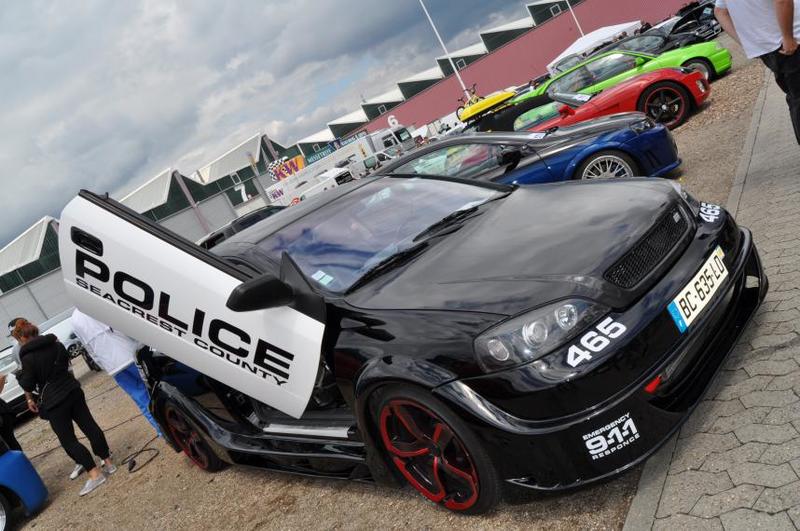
[630,117,656,134]
[669,180,700,212]
[695,79,707,93]
[669,180,688,201]
[474,299,608,372]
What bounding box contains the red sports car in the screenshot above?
[470,68,710,133]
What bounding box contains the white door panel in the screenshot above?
[0,350,22,404]
[59,195,324,418]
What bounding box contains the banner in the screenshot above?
[268,155,307,181]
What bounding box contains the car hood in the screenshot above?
[346,178,681,316]
[649,41,719,66]
[543,112,645,138]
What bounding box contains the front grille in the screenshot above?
[604,206,689,289]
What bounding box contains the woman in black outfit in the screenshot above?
[0,374,22,451]
[14,318,115,496]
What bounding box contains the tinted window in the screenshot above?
[256,178,502,292]
[394,143,504,179]
[584,54,638,82]
[554,55,583,73]
[616,35,665,54]
[549,66,596,93]
[513,103,562,131]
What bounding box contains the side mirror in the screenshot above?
[497,148,523,170]
[226,275,294,312]
[558,104,576,117]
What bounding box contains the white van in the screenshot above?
[0,346,25,415]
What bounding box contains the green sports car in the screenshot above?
[514,40,731,103]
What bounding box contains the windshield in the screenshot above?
[396,129,412,142]
[513,102,561,130]
[256,178,504,293]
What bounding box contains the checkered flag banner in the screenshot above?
[267,157,289,181]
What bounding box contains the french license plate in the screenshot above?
[667,247,728,333]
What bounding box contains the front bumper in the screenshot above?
[433,226,766,490]
[710,48,733,76]
[623,125,681,177]
[688,73,711,107]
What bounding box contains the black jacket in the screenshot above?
[18,334,80,413]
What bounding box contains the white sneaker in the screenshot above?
[69,464,85,480]
[102,463,117,475]
[79,474,106,496]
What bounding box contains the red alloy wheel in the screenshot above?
[164,406,211,470]
[379,399,480,511]
[643,86,688,129]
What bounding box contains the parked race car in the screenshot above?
[477,68,710,132]
[656,0,722,43]
[514,41,731,105]
[59,174,766,514]
[0,439,47,531]
[380,114,680,183]
[550,27,706,75]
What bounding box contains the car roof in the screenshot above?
[376,132,544,174]
[553,49,655,80]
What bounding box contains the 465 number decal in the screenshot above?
[699,202,721,223]
[566,317,627,368]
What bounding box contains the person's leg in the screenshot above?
[0,414,22,451]
[48,400,97,472]
[762,50,800,145]
[113,364,160,434]
[779,54,800,145]
[69,388,111,462]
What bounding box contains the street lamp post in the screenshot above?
[566,0,585,36]
[418,0,471,101]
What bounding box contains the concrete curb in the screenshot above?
[725,66,770,217]
[621,67,771,531]
[621,435,677,531]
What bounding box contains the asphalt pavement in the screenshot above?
[624,66,800,530]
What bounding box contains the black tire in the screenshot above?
[162,403,226,472]
[82,352,102,372]
[67,344,80,360]
[637,81,693,129]
[574,150,640,180]
[0,491,13,531]
[683,57,715,80]
[371,385,501,515]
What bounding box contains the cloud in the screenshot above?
[0,0,527,245]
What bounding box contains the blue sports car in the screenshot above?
[378,113,680,183]
[0,440,47,530]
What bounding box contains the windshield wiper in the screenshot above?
[411,206,481,243]
[347,241,429,293]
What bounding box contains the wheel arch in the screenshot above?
[637,79,696,112]
[352,357,459,486]
[681,56,716,79]
[564,142,641,180]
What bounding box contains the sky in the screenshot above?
[0,0,527,246]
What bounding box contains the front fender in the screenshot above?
[353,355,457,401]
[0,451,47,515]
